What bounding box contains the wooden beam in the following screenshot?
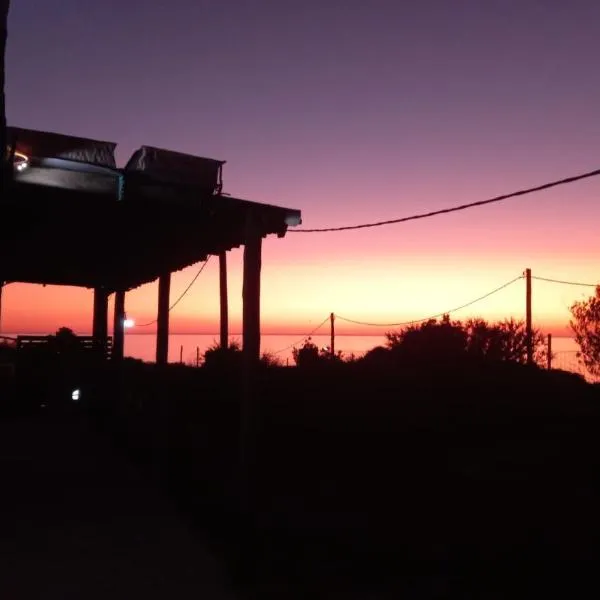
[112,290,125,361]
[156,272,171,365]
[219,251,229,348]
[92,287,108,355]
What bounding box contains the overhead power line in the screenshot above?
[290,168,600,233]
[531,275,599,288]
[272,316,330,354]
[135,258,211,327]
[336,275,523,327]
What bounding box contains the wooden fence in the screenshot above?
[15,335,113,360]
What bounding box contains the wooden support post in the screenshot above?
[219,250,229,349]
[92,287,108,356]
[1,1,10,199]
[330,312,335,358]
[112,290,125,362]
[243,223,262,365]
[156,273,171,365]
[525,268,533,365]
[547,333,552,371]
[241,213,262,477]
[0,280,4,334]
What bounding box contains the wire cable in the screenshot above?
[290,168,600,233]
[336,275,523,327]
[135,258,211,327]
[272,316,331,354]
[531,275,598,288]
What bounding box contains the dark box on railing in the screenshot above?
[6,127,117,168]
[124,146,225,194]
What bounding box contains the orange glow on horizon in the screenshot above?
[1,245,595,340]
[1,178,598,340]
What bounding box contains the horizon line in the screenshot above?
[1,330,576,338]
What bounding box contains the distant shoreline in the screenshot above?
[0,332,578,339]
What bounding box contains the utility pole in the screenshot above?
[330,312,335,358]
[0,280,4,334]
[547,333,552,370]
[525,268,533,366]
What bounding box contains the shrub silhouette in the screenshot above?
[203,341,285,370]
[464,317,547,364]
[570,285,600,377]
[292,337,321,367]
[292,337,343,367]
[203,340,243,370]
[383,315,546,367]
[386,314,467,365]
[51,327,83,356]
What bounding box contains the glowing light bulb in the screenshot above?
[13,151,29,172]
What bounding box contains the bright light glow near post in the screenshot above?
[14,152,29,172]
[123,318,135,328]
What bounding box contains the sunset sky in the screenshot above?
[2,0,599,337]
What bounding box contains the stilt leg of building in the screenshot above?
[92,287,108,357]
[219,251,229,349]
[240,216,262,482]
[112,290,125,361]
[156,273,171,365]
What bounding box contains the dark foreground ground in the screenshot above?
[0,410,237,599]
[2,357,600,598]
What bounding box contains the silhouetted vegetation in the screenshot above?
[571,285,600,377]
[292,336,343,367]
[202,340,243,371]
[202,339,284,370]
[259,351,284,368]
[386,314,546,364]
[62,354,598,597]
[5,323,600,596]
[289,316,547,373]
[51,326,83,355]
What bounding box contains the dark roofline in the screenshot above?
[1,158,301,291]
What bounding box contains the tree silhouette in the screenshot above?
[385,315,546,366]
[203,340,284,369]
[52,327,83,356]
[570,286,600,377]
[385,315,468,364]
[203,340,243,370]
[292,337,342,367]
[465,317,546,364]
[292,337,321,367]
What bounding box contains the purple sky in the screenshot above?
[4,0,600,334]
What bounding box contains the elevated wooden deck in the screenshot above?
[1,127,302,364]
[1,161,301,292]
